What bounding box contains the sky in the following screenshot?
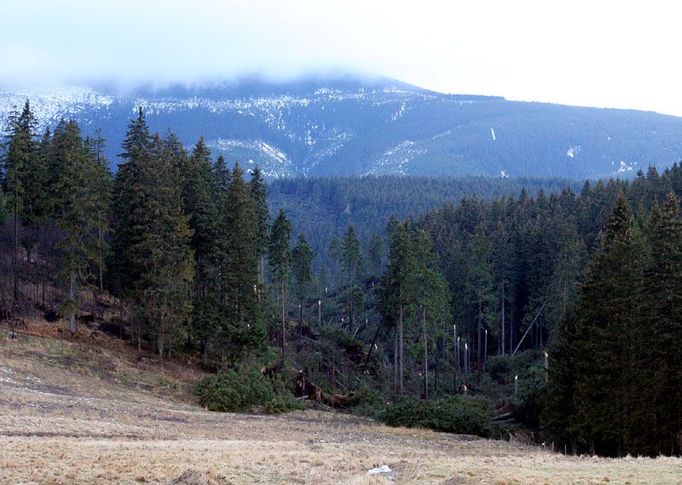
[2,0,682,115]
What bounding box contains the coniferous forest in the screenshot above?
[2,101,681,457]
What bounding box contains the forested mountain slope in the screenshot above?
[267,176,580,266]
[2,77,682,179]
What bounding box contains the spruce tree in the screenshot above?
[562,193,646,456]
[129,134,194,357]
[269,208,292,349]
[182,138,220,350]
[383,221,417,395]
[109,107,150,296]
[463,225,496,376]
[223,163,265,358]
[340,224,363,326]
[250,166,269,284]
[412,228,451,398]
[641,193,682,454]
[50,120,102,333]
[1,100,38,303]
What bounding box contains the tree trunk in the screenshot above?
[509,310,514,355]
[13,204,19,303]
[348,271,353,327]
[318,300,322,326]
[67,275,77,334]
[393,330,398,393]
[477,299,482,379]
[281,281,286,350]
[484,329,488,367]
[399,303,404,396]
[299,300,303,325]
[501,282,506,356]
[157,316,165,359]
[423,307,428,399]
[98,225,104,292]
[453,324,457,393]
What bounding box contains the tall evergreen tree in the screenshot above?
[1,100,38,302]
[85,132,112,292]
[129,134,194,356]
[552,193,647,456]
[109,107,150,296]
[223,163,265,358]
[340,224,363,326]
[50,120,103,333]
[269,208,292,349]
[412,228,451,398]
[640,193,682,454]
[250,166,269,285]
[383,221,417,395]
[463,225,497,376]
[182,138,220,349]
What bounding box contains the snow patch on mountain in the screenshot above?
[307,129,353,169]
[0,85,113,128]
[490,127,496,141]
[566,145,582,158]
[615,160,635,174]
[431,130,452,140]
[366,140,427,176]
[207,138,294,178]
[391,101,407,121]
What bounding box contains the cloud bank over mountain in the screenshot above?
[2,1,682,115]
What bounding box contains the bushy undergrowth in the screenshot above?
[379,396,494,437]
[195,365,303,414]
[347,386,386,417]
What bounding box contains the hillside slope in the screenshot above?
[2,77,682,179]
[1,325,681,484]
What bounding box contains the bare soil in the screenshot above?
[1,324,680,484]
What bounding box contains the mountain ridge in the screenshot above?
[1,76,681,179]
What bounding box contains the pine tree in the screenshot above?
[269,208,292,349]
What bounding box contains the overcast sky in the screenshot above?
[2,0,681,115]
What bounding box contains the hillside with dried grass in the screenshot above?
[1,322,680,484]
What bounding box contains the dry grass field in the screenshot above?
[1,324,680,484]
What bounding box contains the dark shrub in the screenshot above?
[379,395,494,437]
[196,364,303,414]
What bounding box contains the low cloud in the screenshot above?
[2,0,681,115]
